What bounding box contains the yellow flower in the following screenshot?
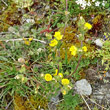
[61,78,70,85]
[58,73,63,78]
[69,45,77,56]
[23,37,26,41]
[82,46,87,52]
[49,39,58,47]
[54,31,63,40]
[69,45,77,52]
[45,74,52,81]
[62,90,66,95]
[71,51,77,56]
[53,69,58,76]
[24,40,30,45]
[84,23,92,30]
[29,37,33,41]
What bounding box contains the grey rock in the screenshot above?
[75,79,92,95]
[105,72,110,78]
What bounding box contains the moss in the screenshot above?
[14,94,26,110]
[59,26,95,60]
[0,2,22,32]
[14,94,48,110]
[59,26,79,60]
[92,15,102,25]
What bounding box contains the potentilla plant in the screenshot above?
[40,16,92,99]
[43,70,72,96]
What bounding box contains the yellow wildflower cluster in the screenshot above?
[53,69,63,78]
[23,37,33,45]
[49,31,63,47]
[44,69,63,82]
[69,45,87,56]
[44,69,71,96]
[61,78,70,95]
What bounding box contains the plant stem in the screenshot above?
[1,38,46,44]
[67,54,82,78]
[66,0,68,11]
[80,94,91,110]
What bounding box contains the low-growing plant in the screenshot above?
[1,0,109,109]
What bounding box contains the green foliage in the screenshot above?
[63,57,98,80]
[97,39,110,70]
[12,0,33,8]
[0,0,110,109]
[58,90,82,110]
[0,2,21,32]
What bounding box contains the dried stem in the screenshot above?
[5,99,13,110]
[85,95,107,109]
[80,94,91,110]
[66,0,68,11]
[1,38,46,44]
[1,0,8,6]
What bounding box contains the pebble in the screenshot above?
[75,79,92,95]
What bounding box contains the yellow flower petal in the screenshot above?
[29,37,33,41]
[24,40,30,45]
[53,69,58,76]
[71,51,77,56]
[45,74,52,81]
[62,90,66,95]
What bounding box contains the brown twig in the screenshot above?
[66,0,68,11]
[63,0,68,35]
[67,54,82,78]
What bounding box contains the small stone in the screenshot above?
[26,19,35,23]
[75,79,92,95]
[105,72,110,78]
[94,39,103,47]
[18,58,25,63]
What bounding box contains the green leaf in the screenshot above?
[0,56,8,61]
[105,3,109,8]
